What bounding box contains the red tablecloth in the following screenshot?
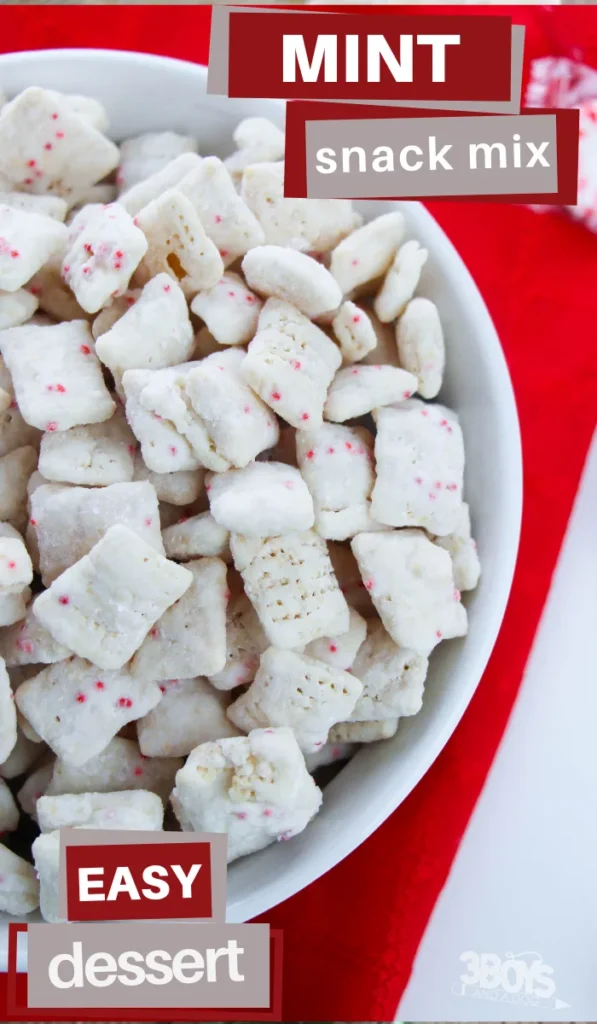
[0,6,596,1020]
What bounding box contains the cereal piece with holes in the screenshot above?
[138,677,240,758]
[224,117,285,181]
[0,656,17,762]
[61,203,148,314]
[208,463,314,537]
[0,843,39,915]
[0,287,38,329]
[0,191,67,221]
[330,212,405,295]
[46,736,183,803]
[183,348,279,469]
[231,529,349,649]
[349,618,428,721]
[179,156,264,266]
[130,557,227,681]
[171,727,322,861]
[119,152,202,216]
[0,205,67,291]
[0,530,32,594]
[38,410,136,487]
[163,511,230,562]
[0,321,115,433]
[324,365,417,423]
[0,87,119,200]
[31,480,164,585]
[133,455,204,506]
[0,605,71,667]
[432,502,481,592]
[329,718,399,743]
[118,131,199,193]
[122,367,202,474]
[135,188,223,296]
[351,529,467,656]
[16,658,162,767]
[241,160,361,253]
[371,402,464,535]
[32,524,193,670]
[190,273,262,346]
[96,273,194,378]
[0,776,19,831]
[395,297,445,400]
[241,299,341,430]
[242,246,342,318]
[296,423,380,540]
[374,240,428,323]
[331,301,377,363]
[208,592,269,691]
[0,446,38,527]
[228,647,362,753]
[303,607,367,671]
[37,789,164,833]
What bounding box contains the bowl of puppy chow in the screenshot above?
[0,50,521,941]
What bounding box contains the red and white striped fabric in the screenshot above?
[0,6,595,1022]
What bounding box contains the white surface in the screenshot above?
[400,428,597,1021]
[0,50,522,959]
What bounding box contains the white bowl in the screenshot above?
[0,49,522,957]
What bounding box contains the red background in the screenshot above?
[0,5,595,1021]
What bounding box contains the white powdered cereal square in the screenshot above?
[242,245,342,318]
[296,423,378,540]
[0,534,32,593]
[228,646,362,753]
[31,480,164,585]
[328,718,398,743]
[118,152,203,216]
[0,287,38,329]
[303,606,367,671]
[0,204,67,291]
[0,656,17,763]
[32,524,193,669]
[135,188,223,296]
[0,191,67,221]
[324,364,417,423]
[0,320,115,433]
[138,677,240,758]
[61,203,148,314]
[0,86,119,200]
[395,297,445,399]
[332,301,377,363]
[163,511,230,562]
[37,789,164,832]
[122,367,202,474]
[0,586,31,628]
[374,240,428,323]
[130,557,227,681]
[330,212,405,294]
[16,657,162,766]
[0,446,37,527]
[171,728,322,862]
[184,348,279,468]
[96,273,194,378]
[46,736,183,803]
[38,409,136,487]
[433,502,481,592]
[207,462,314,537]
[208,592,269,691]
[190,273,261,346]
[178,156,264,265]
[371,402,464,536]
[0,843,39,915]
[225,117,285,181]
[349,618,428,721]
[0,605,71,666]
[351,529,467,655]
[231,529,350,649]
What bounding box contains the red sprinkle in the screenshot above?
[306,450,315,460]
[56,131,64,140]
[352,315,361,324]
[43,143,52,151]
[29,518,37,526]
[364,579,374,591]
[345,442,353,451]
[243,405,251,414]
[118,697,133,709]
[214,214,222,224]
[10,251,19,260]
[58,595,69,605]
[46,422,58,432]
[263,809,273,818]
[301,412,309,421]
[291,360,302,371]
[168,446,177,456]
[163,284,171,293]
[144,517,152,527]
[133,766,143,776]
[51,112,59,120]
[26,159,36,168]
[80,344,91,355]
[327,447,335,454]
[329,644,337,653]
[150,628,159,639]
[7,561,16,570]
[271,391,281,402]
[95,681,105,691]
[75,692,86,704]
[436,630,443,639]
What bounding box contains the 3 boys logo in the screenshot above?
[454,950,571,1010]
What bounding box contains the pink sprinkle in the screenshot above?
[128,444,135,455]
[421,409,429,417]
[224,590,231,601]
[243,405,251,414]
[329,644,337,653]
[235,812,248,820]
[345,442,353,451]
[51,112,59,120]
[436,629,443,639]
[163,284,171,293]
[403,390,413,399]
[327,447,335,454]
[46,421,58,432]
[214,214,222,224]
[83,243,93,253]
[263,809,273,818]
[414,476,423,485]
[10,250,19,260]
[168,445,177,456]
[352,315,360,324]
[428,492,437,501]
[150,628,159,639]
[133,766,143,776]
[301,412,309,421]
[434,481,442,490]
[220,249,228,258]
[178,515,189,525]
[453,589,461,601]
[364,579,374,591]
[133,216,140,227]
[314,741,323,748]
[23,179,33,186]
[440,419,448,427]
[159,684,166,693]
[228,291,235,298]
[58,595,69,605]
[113,261,122,270]
[118,697,133,709]
[43,142,53,151]
[62,264,70,274]
[115,250,123,259]
[29,518,37,527]
[7,561,16,570]
[144,517,152,527]
[271,391,281,402]
[284,480,295,490]
[351,258,359,267]
[56,131,64,140]
[26,159,36,168]
[352,368,359,375]
[264,729,274,734]
[75,692,86,704]
[306,450,315,460]
[291,360,301,371]
[82,266,91,275]
[95,681,105,691]
[246,294,255,304]
[80,344,91,355]
[446,483,458,492]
